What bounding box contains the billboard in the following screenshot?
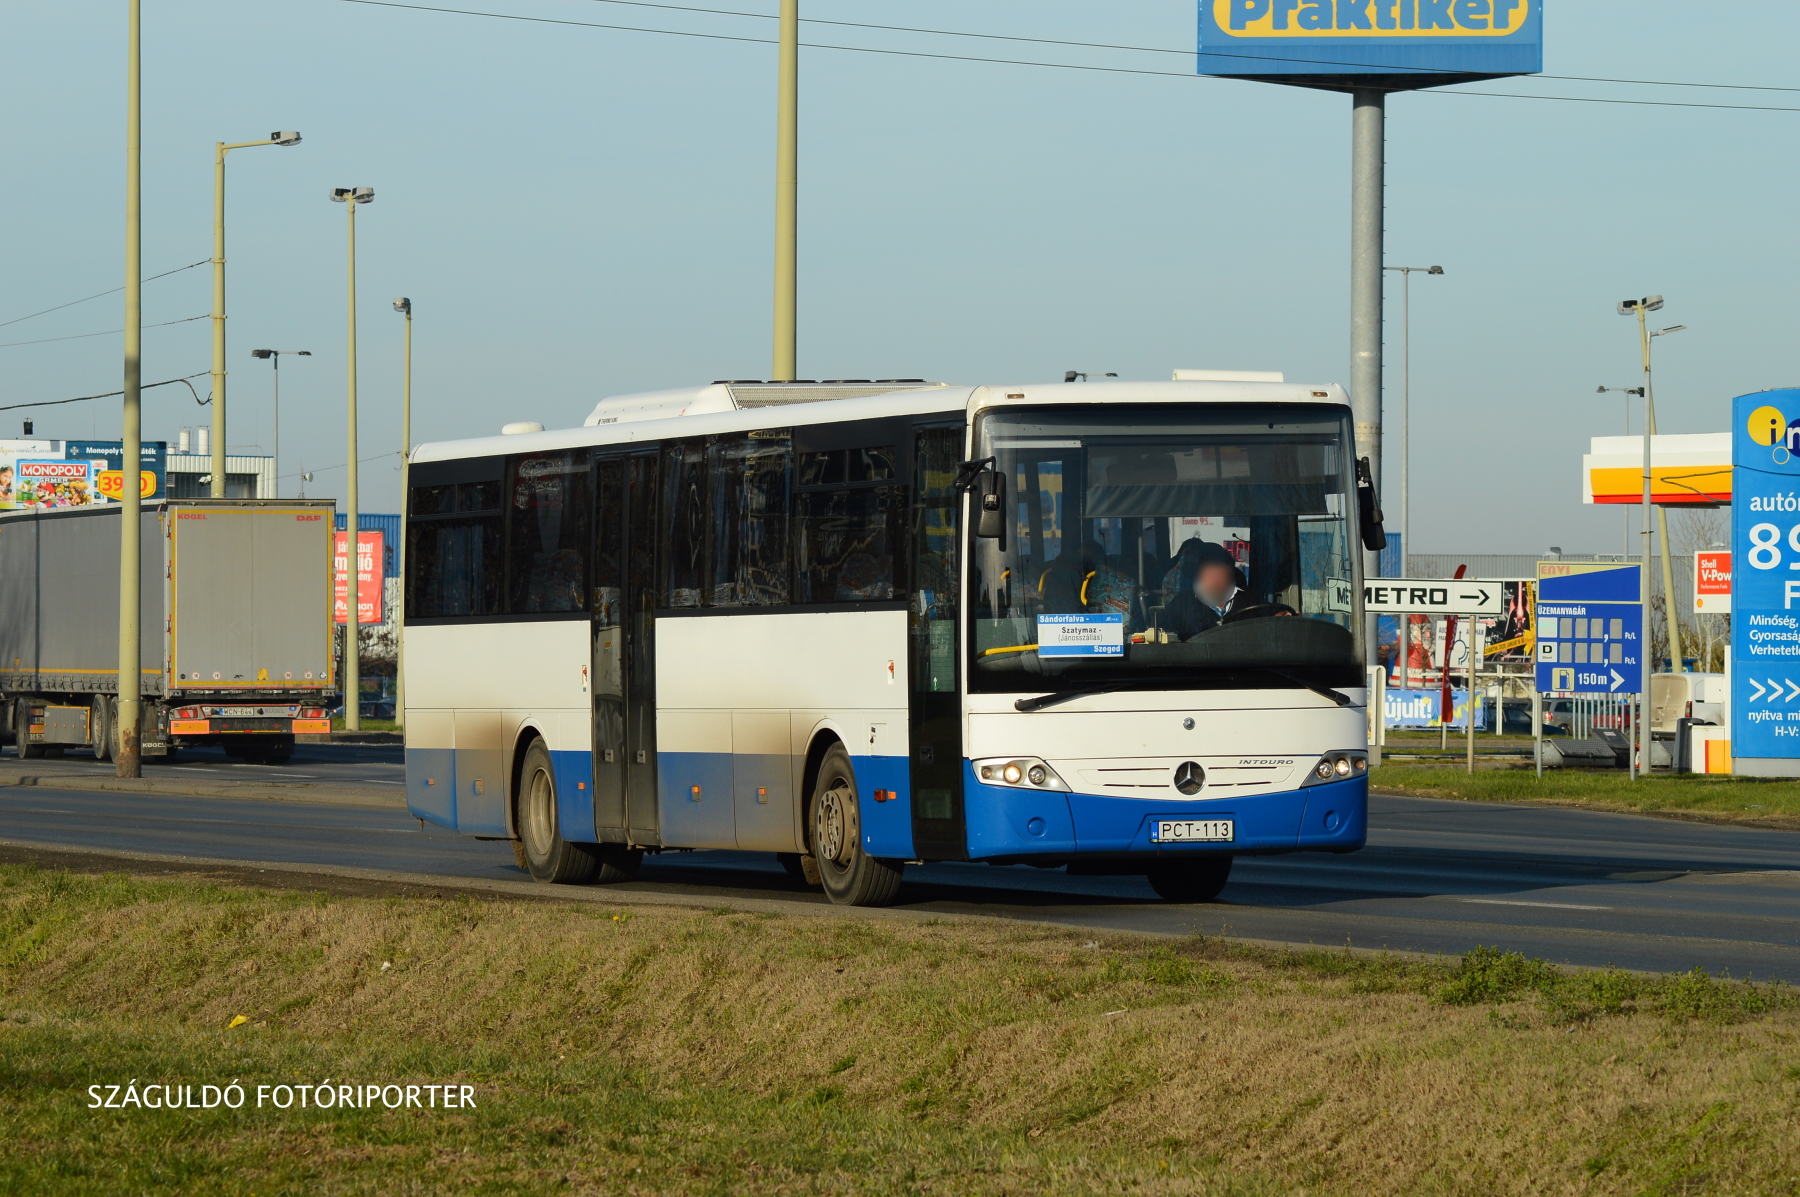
[0,439,168,510]
[334,531,385,626]
[1730,390,1800,773]
[1695,550,1730,614]
[1198,0,1543,88]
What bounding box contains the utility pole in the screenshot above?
[393,297,412,732]
[117,0,143,777]
[771,0,797,381]
[332,186,374,730]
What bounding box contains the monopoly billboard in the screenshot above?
[1198,0,1544,88]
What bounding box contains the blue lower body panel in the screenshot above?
[406,748,457,830]
[552,750,596,844]
[962,763,1367,861]
[851,754,914,860]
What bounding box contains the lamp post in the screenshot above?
[117,0,143,777]
[210,131,301,497]
[331,186,373,731]
[250,349,310,498]
[392,297,412,732]
[1597,384,1644,559]
[1616,295,1688,776]
[1382,263,1444,581]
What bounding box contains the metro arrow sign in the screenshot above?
[1363,580,1504,616]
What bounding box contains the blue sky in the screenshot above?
[2,1,1794,552]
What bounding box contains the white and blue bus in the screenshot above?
[403,378,1380,906]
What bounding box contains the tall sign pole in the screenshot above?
[1350,88,1384,665]
[1197,1,1543,667]
[771,0,798,381]
[117,0,143,778]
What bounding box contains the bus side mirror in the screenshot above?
[975,468,1008,547]
[1356,456,1387,552]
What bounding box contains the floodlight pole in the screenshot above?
[1350,89,1384,670]
[117,0,143,777]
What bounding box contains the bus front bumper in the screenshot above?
[960,763,1367,862]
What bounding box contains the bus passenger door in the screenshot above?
[909,423,968,860]
[590,455,628,841]
[623,450,661,845]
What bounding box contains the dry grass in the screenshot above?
[4,864,1800,1195]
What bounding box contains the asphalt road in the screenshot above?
[2,782,1797,979]
[4,742,405,789]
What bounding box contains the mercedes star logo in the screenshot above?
[1173,761,1204,796]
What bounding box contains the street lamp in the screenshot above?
[1597,385,1645,558]
[392,297,412,732]
[331,186,373,731]
[1616,295,1689,776]
[1383,264,1444,582]
[250,349,310,498]
[211,131,302,497]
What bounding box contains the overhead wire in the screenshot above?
[0,313,210,350]
[0,260,209,330]
[334,0,1800,114]
[0,371,211,414]
[570,0,1800,95]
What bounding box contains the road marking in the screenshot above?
[1452,897,1612,911]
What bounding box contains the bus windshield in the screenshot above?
[968,403,1363,694]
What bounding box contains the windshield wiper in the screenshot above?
[1257,670,1352,707]
[1013,672,1352,713]
[1014,684,1145,713]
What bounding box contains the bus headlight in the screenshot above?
[975,757,1071,792]
[1305,751,1367,787]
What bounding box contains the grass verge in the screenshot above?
[1373,764,1800,824]
[4,864,1800,1195]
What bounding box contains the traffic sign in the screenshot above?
[1533,562,1643,695]
[1363,579,1503,616]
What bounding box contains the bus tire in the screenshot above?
[592,844,643,884]
[1147,855,1233,903]
[807,742,903,907]
[12,701,44,760]
[516,738,599,885]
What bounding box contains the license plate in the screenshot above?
[1152,819,1234,844]
[218,707,268,717]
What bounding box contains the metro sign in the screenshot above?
[1363,580,1502,616]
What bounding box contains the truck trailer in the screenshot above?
[0,499,339,763]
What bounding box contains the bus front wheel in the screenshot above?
[516,739,600,885]
[808,742,903,907]
[1147,855,1233,903]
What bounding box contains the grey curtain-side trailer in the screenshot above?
[0,499,340,763]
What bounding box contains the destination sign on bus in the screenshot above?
[1038,613,1125,658]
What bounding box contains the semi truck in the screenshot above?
[0,499,340,763]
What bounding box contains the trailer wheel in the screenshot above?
[11,700,43,760]
[515,738,600,885]
[806,741,903,907]
[90,696,113,763]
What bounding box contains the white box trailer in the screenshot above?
[0,499,339,763]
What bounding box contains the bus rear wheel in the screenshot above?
[807,742,903,907]
[516,739,599,885]
[1147,855,1233,903]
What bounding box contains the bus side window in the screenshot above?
[710,433,791,608]
[794,444,903,604]
[660,441,709,609]
[507,450,591,614]
[408,478,502,618]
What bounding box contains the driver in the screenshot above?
[1162,541,1244,640]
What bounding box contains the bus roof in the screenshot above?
[410,379,1351,464]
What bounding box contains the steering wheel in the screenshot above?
[1219,602,1298,625]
